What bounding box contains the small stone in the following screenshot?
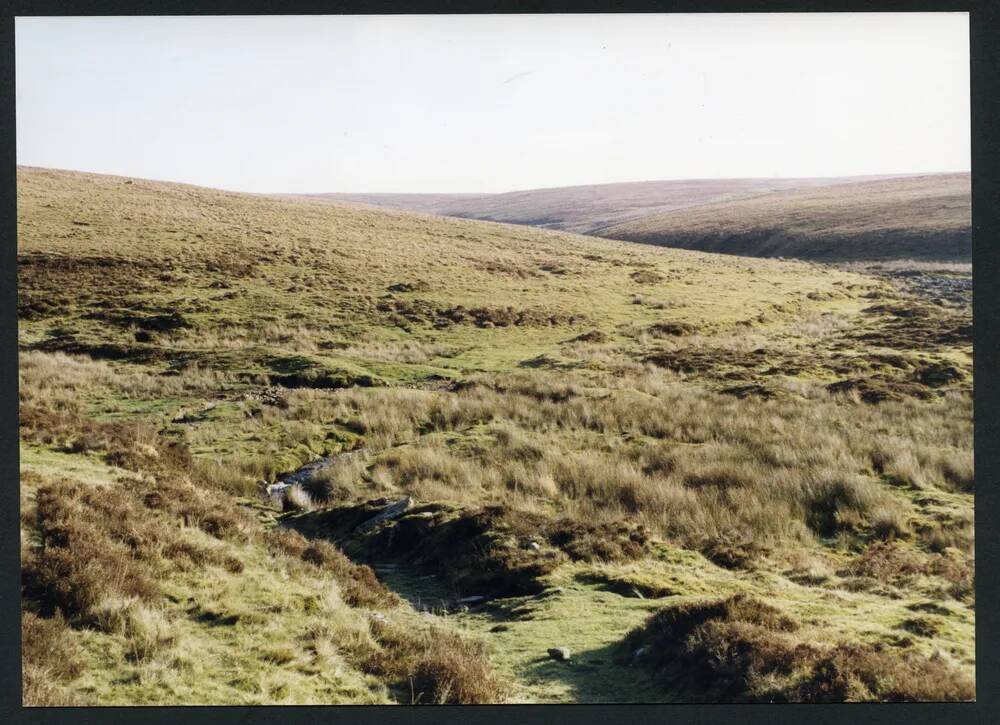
[528,542,541,551]
[534,587,563,600]
[547,647,571,662]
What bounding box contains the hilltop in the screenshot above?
[18,167,973,704]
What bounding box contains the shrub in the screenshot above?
[795,644,974,702]
[22,611,84,706]
[267,529,400,609]
[628,594,974,702]
[800,474,878,537]
[363,619,509,704]
[22,515,159,623]
[625,594,802,698]
[410,634,509,704]
[92,598,176,662]
[870,507,910,541]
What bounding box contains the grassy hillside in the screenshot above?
[602,174,971,261]
[286,192,490,216]
[18,167,974,704]
[298,177,875,235]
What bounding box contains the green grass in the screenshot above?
[18,166,974,704]
[20,442,127,488]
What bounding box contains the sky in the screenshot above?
[16,13,970,194]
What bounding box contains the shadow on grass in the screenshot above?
[516,639,676,704]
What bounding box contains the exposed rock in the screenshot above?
[547,647,571,662]
[356,497,414,533]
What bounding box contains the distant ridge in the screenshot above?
[602,173,970,261]
[290,176,900,236]
[290,172,970,261]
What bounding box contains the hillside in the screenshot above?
[602,174,971,261]
[18,167,974,704]
[288,192,490,216]
[296,177,873,235]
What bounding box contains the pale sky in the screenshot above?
[16,13,970,194]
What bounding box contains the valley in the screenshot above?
[300,173,971,262]
[18,166,974,704]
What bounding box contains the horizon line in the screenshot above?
[16,163,972,198]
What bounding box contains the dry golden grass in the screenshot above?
[17,167,973,703]
[625,593,974,702]
[603,174,971,261]
[19,404,507,705]
[306,176,888,236]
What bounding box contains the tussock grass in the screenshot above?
[364,618,510,704]
[22,611,85,706]
[19,409,504,704]
[18,168,973,703]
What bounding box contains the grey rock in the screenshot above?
[357,497,414,533]
[547,647,571,662]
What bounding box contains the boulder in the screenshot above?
[547,647,571,662]
[357,497,414,533]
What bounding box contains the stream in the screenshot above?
[265,451,672,704]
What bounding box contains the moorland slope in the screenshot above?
[602,173,971,261]
[296,176,872,236]
[18,166,974,704]
[302,173,970,261]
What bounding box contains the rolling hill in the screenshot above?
[18,167,974,704]
[295,173,970,261]
[602,173,972,261]
[293,177,876,236]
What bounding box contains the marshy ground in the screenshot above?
[18,167,973,704]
